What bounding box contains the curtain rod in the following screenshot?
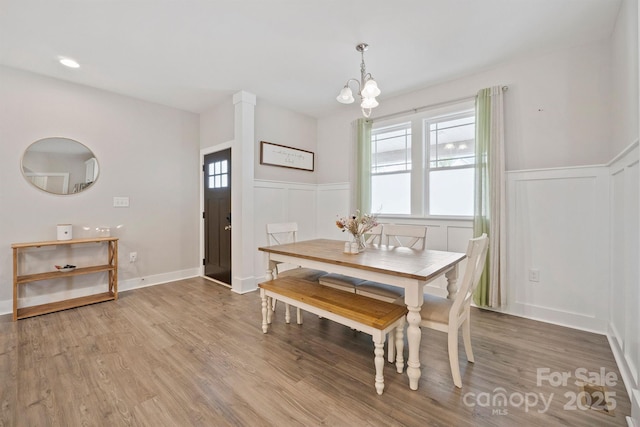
[371,85,508,123]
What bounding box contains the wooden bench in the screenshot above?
[259,276,408,395]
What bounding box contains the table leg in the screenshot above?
[266,260,279,315]
[406,306,422,390]
[266,259,278,281]
[445,265,459,299]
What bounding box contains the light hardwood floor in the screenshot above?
[0,277,631,426]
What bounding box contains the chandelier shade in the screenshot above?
[336,43,381,118]
[360,97,379,109]
[336,86,355,104]
[361,79,380,98]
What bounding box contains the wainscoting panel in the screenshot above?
[316,183,350,240]
[253,180,320,283]
[624,160,639,386]
[608,142,639,398]
[611,168,626,348]
[507,166,609,332]
[287,188,318,242]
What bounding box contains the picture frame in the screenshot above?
[260,141,314,172]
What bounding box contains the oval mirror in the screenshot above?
[21,137,99,195]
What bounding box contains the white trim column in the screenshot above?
[232,91,257,293]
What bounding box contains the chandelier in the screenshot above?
[336,43,381,118]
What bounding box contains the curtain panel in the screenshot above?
[473,86,506,308]
[356,118,373,212]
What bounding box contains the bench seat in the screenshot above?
[259,276,407,395]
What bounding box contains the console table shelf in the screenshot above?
[11,237,118,321]
[16,292,116,320]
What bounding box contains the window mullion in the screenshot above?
[423,119,431,216]
[410,118,422,216]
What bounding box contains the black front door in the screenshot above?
[204,149,231,284]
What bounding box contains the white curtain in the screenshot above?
[473,86,506,308]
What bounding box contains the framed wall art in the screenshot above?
[260,141,314,172]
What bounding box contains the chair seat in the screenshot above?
[318,273,364,293]
[356,281,404,304]
[419,293,453,325]
[279,267,327,282]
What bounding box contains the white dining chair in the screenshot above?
[318,224,385,293]
[383,224,427,249]
[355,224,427,308]
[266,222,327,324]
[416,233,489,388]
[364,223,384,245]
[356,224,427,302]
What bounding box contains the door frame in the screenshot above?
[200,141,233,288]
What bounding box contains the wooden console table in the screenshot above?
[11,237,118,321]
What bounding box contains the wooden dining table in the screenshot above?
[258,238,466,391]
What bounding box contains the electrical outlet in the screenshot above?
[129,252,137,263]
[529,268,540,282]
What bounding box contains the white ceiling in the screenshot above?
[0,0,621,118]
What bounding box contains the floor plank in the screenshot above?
[0,277,631,426]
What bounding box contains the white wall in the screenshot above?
[611,0,639,157]
[608,145,639,403]
[609,0,640,422]
[317,38,613,184]
[0,66,201,313]
[200,97,234,149]
[254,101,318,184]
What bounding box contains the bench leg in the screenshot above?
[373,336,385,395]
[267,297,274,324]
[296,307,303,325]
[395,318,405,374]
[387,329,395,363]
[260,291,269,333]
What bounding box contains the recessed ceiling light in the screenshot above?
[59,57,80,68]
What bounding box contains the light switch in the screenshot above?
[113,196,130,207]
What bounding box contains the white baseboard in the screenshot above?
[0,268,200,317]
[495,302,607,335]
[232,274,258,294]
[119,268,200,292]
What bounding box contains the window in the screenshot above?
[371,123,412,215]
[207,160,228,189]
[369,102,475,217]
[427,114,475,216]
